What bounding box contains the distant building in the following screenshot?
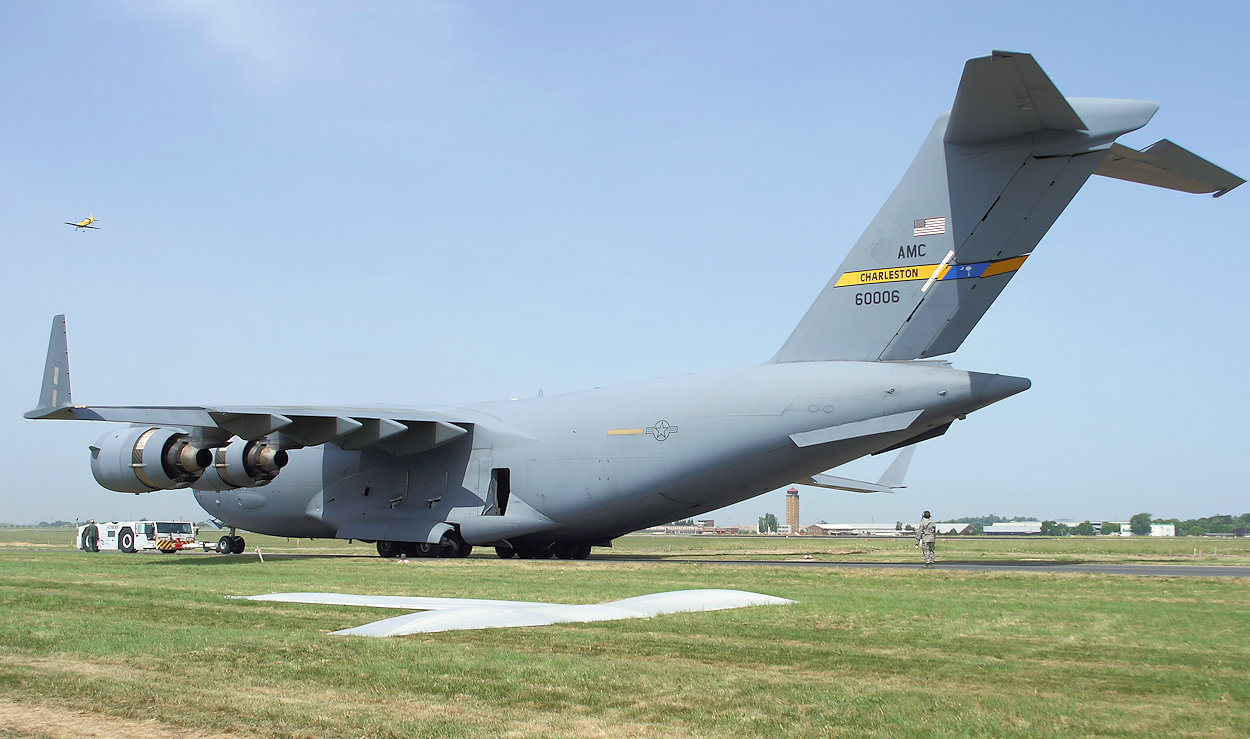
[642,524,698,534]
[983,521,1043,536]
[802,522,974,537]
[785,488,800,533]
[801,523,904,537]
[640,523,756,535]
[1107,522,1176,537]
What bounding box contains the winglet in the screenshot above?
[875,445,916,489]
[25,315,74,419]
[803,446,916,494]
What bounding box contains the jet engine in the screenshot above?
[192,439,289,490]
[90,426,214,493]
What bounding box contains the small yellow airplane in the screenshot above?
[65,215,100,230]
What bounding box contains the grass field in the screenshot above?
[1,529,1248,737]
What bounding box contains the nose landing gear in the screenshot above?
[216,528,246,554]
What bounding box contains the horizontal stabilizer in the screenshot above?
[1094,140,1245,197]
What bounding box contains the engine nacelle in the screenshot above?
[192,440,289,490]
[90,427,214,493]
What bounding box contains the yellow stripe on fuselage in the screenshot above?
[834,264,940,287]
[607,429,644,436]
[980,255,1028,278]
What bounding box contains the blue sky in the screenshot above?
[2,1,1246,527]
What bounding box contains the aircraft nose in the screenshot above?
[968,372,1031,407]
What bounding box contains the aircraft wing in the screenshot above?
[24,315,479,455]
[28,403,473,454]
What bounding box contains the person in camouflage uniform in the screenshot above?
[915,510,936,566]
[82,519,99,552]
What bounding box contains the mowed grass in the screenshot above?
[8,526,1249,564]
[0,531,1247,737]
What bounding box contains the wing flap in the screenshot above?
[375,420,469,456]
[209,411,293,439]
[280,416,365,446]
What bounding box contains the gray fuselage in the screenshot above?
[192,360,1027,547]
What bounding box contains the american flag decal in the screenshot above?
[913,217,946,237]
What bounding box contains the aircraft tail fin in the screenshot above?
[772,51,1242,363]
[25,314,74,420]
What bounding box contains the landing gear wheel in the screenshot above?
[217,536,233,554]
[118,529,136,554]
[437,531,472,558]
[230,536,246,554]
[416,542,436,558]
[552,543,592,560]
[376,540,402,558]
[495,545,516,559]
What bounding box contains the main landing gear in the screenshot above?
[375,530,472,559]
[495,542,592,560]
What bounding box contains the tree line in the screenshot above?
[1152,513,1250,537]
[956,512,1249,536]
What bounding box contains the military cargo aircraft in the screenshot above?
[26,52,1242,559]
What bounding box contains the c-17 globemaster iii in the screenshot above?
[26,51,1243,560]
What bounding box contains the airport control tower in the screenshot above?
[785,487,800,533]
